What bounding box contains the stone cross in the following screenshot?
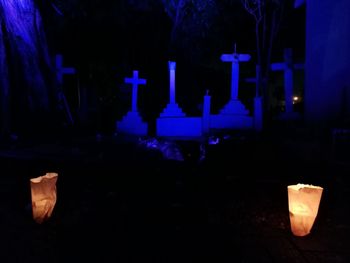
[158,61,185,117]
[168,61,176,104]
[55,54,76,85]
[271,48,304,114]
[124,70,146,112]
[54,54,76,125]
[221,46,251,101]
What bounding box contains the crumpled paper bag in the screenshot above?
[30,173,58,224]
[288,184,323,236]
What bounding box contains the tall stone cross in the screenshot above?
[168,61,176,104]
[221,46,251,101]
[271,48,304,114]
[124,70,146,112]
[55,54,76,85]
[158,61,185,117]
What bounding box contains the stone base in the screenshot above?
[156,117,202,137]
[160,103,186,117]
[210,114,253,130]
[116,111,148,136]
[220,100,249,115]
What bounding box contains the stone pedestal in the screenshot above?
[116,111,148,136]
[156,117,202,137]
[160,103,186,117]
[220,99,249,115]
[209,99,253,130]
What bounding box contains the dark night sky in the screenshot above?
[43,2,306,64]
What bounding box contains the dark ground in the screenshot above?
[0,124,349,262]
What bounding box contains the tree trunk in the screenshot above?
[0,16,10,135]
[0,0,57,138]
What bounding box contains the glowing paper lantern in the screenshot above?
[288,184,323,236]
[30,173,58,224]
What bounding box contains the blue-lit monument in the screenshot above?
[156,61,202,137]
[116,70,148,136]
[210,48,253,129]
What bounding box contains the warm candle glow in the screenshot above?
[30,173,58,224]
[288,184,323,236]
